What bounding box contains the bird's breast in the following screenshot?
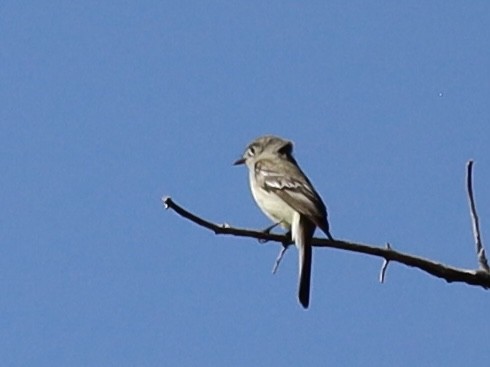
[250,184,296,228]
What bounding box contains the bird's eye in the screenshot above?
[247,145,256,157]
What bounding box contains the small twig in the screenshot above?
[379,243,392,283]
[162,196,490,289]
[466,161,489,272]
[272,245,290,274]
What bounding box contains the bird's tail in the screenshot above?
[293,214,315,309]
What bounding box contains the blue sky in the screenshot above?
[2,1,490,366]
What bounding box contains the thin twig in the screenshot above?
[272,245,290,274]
[162,196,490,289]
[466,160,489,272]
[379,243,392,283]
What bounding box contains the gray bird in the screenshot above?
[234,135,333,308]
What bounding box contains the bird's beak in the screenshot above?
[233,157,246,165]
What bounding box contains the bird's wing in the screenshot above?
[254,158,327,228]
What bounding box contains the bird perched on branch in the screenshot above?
[234,135,333,308]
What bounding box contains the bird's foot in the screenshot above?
[258,223,281,243]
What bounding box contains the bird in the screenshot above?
[234,135,333,308]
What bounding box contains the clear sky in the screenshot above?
[2,1,490,366]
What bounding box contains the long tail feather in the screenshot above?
[293,214,315,309]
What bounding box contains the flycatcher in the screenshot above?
[234,135,333,308]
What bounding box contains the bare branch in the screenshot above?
[162,196,490,289]
[466,160,489,272]
[379,243,392,283]
[162,196,291,243]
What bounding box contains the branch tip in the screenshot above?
[162,196,172,209]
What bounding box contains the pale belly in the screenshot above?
[251,184,296,229]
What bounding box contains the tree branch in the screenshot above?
[162,196,490,289]
[466,160,489,272]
